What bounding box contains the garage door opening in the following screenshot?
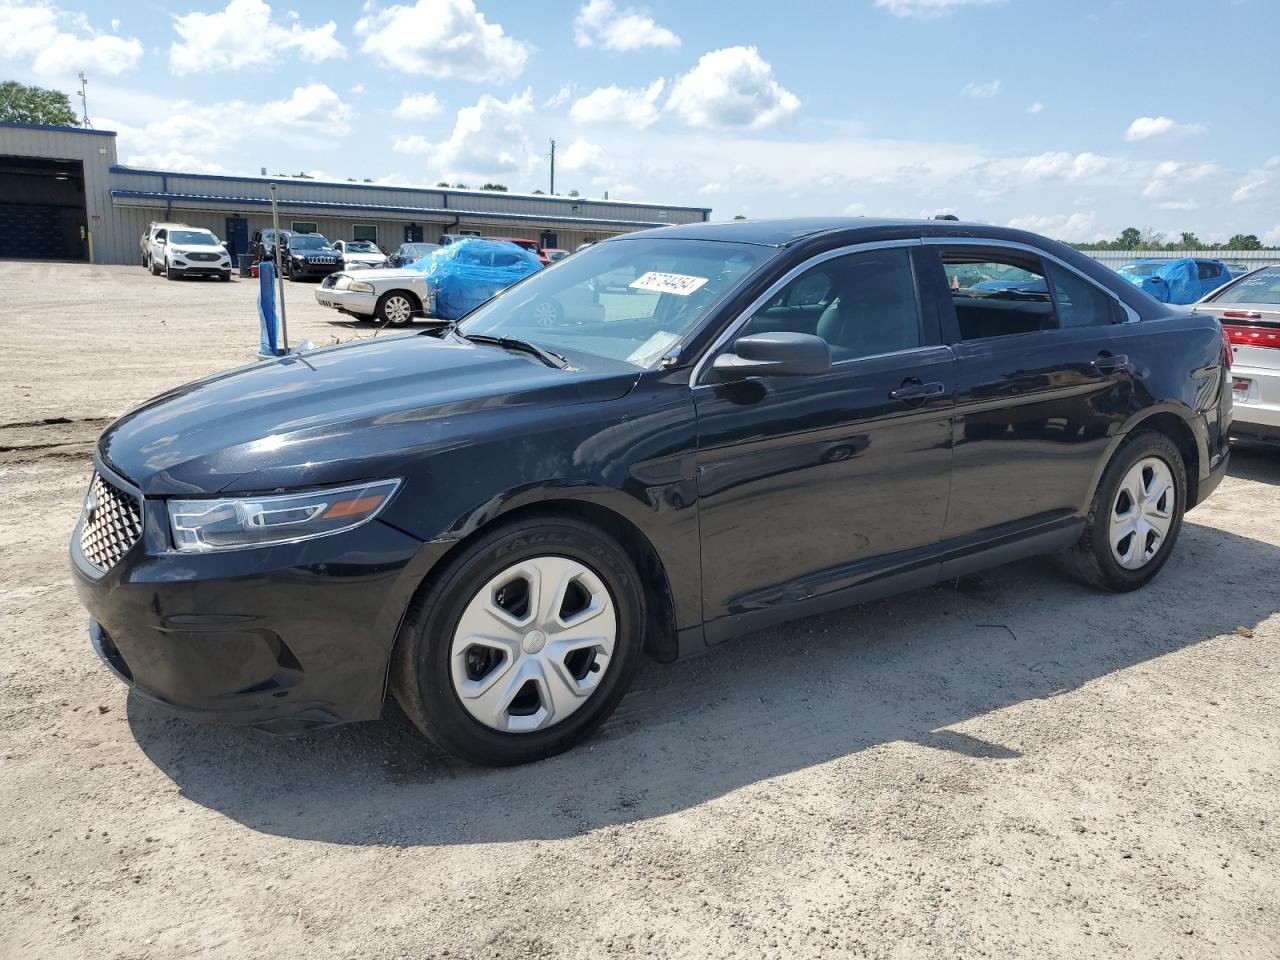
[0,155,88,261]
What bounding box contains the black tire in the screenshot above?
[150,258,162,276]
[165,264,180,280]
[1058,429,1186,591]
[390,517,645,765]
[219,271,231,282]
[375,290,418,326]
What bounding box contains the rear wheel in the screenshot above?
[532,298,563,327]
[390,517,644,765]
[1059,430,1186,591]
[149,257,161,276]
[375,291,417,326]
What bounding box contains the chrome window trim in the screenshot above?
[920,237,1141,325]
[690,239,923,387]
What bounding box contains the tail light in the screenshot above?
[1222,324,1233,369]
[1222,323,1280,350]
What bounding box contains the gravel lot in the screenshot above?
[2,262,1278,960]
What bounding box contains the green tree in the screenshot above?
[568,189,580,197]
[1226,233,1262,250]
[436,181,450,187]
[1177,231,1201,249]
[480,183,508,192]
[0,80,79,126]
[733,214,747,220]
[1116,227,1142,249]
[531,189,545,195]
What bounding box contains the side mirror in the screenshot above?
[712,332,831,379]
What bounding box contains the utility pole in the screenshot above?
[549,139,556,196]
[269,183,289,353]
[77,71,92,128]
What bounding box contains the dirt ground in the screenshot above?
[2,262,1278,960]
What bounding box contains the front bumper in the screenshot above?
[315,285,377,316]
[71,461,453,731]
[290,260,340,279]
[171,258,231,276]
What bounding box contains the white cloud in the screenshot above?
[1264,225,1280,246]
[1027,101,1044,114]
[169,0,343,74]
[559,138,610,176]
[573,0,679,51]
[355,0,529,81]
[392,92,442,120]
[1141,160,1219,199]
[0,0,142,77]
[1154,199,1199,211]
[351,83,366,95]
[844,201,867,215]
[666,46,799,130]
[111,84,354,171]
[962,79,1001,99]
[392,134,432,154]
[544,84,573,108]
[874,0,1003,17]
[1231,178,1268,204]
[570,78,665,129]
[1006,211,1100,242]
[119,148,229,175]
[1019,151,1113,181]
[425,89,539,182]
[1124,115,1206,141]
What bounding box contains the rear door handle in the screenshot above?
[889,381,946,401]
[1092,353,1130,372]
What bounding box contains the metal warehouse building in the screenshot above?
[0,122,712,265]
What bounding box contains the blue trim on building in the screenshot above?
[110,189,675,229]
[108,165,713,216]
[0,121,116,137]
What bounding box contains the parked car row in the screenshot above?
[1116,257,1233,304]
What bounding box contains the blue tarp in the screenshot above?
[1117,258,1228,304]
[405,238,542,320]
[257,260,281,356]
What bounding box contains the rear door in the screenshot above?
[923,241,1145,541]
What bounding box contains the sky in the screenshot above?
[2,0,1278,244]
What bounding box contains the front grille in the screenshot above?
[188,252,220,262]
[79,472,143,572]
[307,257,337,265]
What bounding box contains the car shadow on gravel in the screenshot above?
[125,497,1280,849]
[1227,443,1280,482]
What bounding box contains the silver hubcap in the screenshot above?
[1110,456,1175,570]
[532,301,557,326]
[450,556,617,733]
[384,296,412,324]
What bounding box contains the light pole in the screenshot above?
[269,182,289,353]
[549,139,556,196]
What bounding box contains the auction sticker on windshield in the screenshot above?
[629,272,709,296]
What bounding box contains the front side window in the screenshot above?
[747,248,921,361]
[459,238,777,369]
[942,251,1053,340]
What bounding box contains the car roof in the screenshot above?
[605,217,1069,249]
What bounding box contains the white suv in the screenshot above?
[149,227,232,281]
[140,221,188,270]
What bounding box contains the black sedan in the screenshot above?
[71,218,1232,765]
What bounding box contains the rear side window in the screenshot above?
[941,251,1053,340]
[1045,262,1121,327]
[1212,269,1280,305]
[1197,261,1221,280]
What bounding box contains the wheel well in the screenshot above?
[382,288,424,312]
[1131,412,1199,505]
[413,499,680,664]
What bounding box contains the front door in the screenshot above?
[693,244,954,631]
[224,217,249,261]
[925,242,1144,539]
[405,223,424,243]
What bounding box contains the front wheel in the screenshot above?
[375,291,416,326]
[165,264,180,280]
[1059,430,1186,591]
[390,518,645,765]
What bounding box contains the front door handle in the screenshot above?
[889,380,946,401]
[1092,352,1130,372]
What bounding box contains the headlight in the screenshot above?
[167,479,400,553]
[348,280,375,293]
[172,249,189,257]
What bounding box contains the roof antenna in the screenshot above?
[77,71,92,128]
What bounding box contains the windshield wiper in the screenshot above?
[460,333,569,370]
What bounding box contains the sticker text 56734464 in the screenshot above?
[629,271,710,297]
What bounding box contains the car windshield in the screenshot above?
[400,244,436,256]
[170,230,217,245]
[457,237,777,368]
[1119,262,1160,277]
[346,241,379,252]
[1208,268,1280,305]
[290,235,330,250]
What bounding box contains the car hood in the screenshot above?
[99,333,641,496]
[335,267,423,282]
[342,251,385,260]
[172,243,226,252]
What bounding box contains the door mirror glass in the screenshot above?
[713,332,831,379]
